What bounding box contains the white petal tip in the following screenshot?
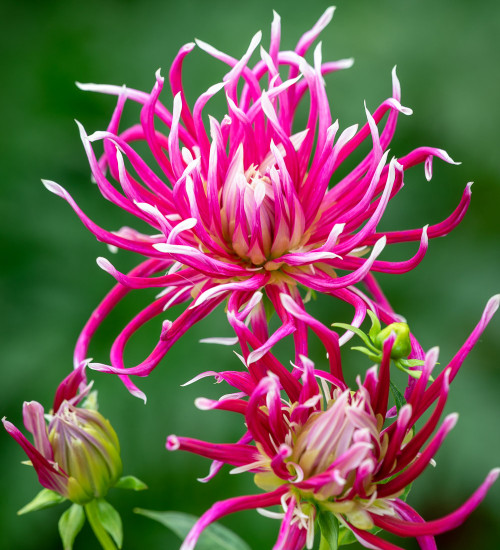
[96,257,114,273]
[340,57,355,69]
[166,435,180,451]
[488,468,500,482]
[485,294,500,320]
[130,388,147,404]
[88,362,111,373]
[194,398,215,410]
[41,179,65,197]
[155,68,164,81]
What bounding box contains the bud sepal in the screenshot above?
[333,310,425,379]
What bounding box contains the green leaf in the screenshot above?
[366,310,382,342]
[18,488,66,515]
[114,475,148,491]
[389,381,406,413]
[401,481,413,502]
[318,510,339,550]
[337,525,357,546]
[96,499,123,549]
[58,504,85,550]
[135,509,251,550]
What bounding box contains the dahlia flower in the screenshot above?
[43,8,470,399]
[166,295,499,550]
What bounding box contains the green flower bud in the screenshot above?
[48,403,122,504]
[373,322,412,359]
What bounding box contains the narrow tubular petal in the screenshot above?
[392,501,437,550]
[166,435,260,466]
[180,488,288,550]
[372,469,499,536]
[74,258,165,368]
[347,522,406,550]
[90,293,225,384]
[169,42,197,137]
[419,294,500,413]
[273,496,308,550]
[2,418,69,496]
[52,363,88,412]
[22,402,53,460]
[377,413,458,498]
[280,293,345,385]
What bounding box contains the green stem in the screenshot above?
[84,500,117,550]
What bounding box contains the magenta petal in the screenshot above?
[372,469,500,537]
[180,488,288,550]
[52,362,87,412]
[2,418,68,496]
[22,401,53,460]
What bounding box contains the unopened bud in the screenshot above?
[48,403,122,504]
[373,322,412,359]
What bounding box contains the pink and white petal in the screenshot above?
[180,488,288,550]
[372,468,499,537]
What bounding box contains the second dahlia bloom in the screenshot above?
[167,295,499,549]
[44,8,470,398]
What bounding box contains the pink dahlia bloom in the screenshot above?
[44,8,470,398]
[167,295,499,550]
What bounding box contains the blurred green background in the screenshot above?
[1,0,499,548]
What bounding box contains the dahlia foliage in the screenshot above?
[4,6,498,550]
[41,7,469,400]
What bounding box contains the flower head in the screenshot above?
[3,364,122,504]
[45,8,470,398]
[167,295,499,549]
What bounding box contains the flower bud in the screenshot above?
[373,322,412,359]
[48,403,122,504]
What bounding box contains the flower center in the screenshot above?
[219,147,306,267]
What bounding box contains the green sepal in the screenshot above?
[96,499,123,549]
[401,481,413,502]
[398,359,434,382]
[17,488,66,515]
[394,361,423,379]
[318,510,339,550]
[399,359,425,368]
[134,509,251,550]
[350,346,381,362]
[58,503,85,550]
[389,381,407,413]
[303,288,317,304]
[366,310,382,341]
[114,475,148,491]
[81,389,99,411]
[331,323,376,351]
[262,292,275,323]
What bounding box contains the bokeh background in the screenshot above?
[1,0,499,548]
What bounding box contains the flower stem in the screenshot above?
[84,500,117,550]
